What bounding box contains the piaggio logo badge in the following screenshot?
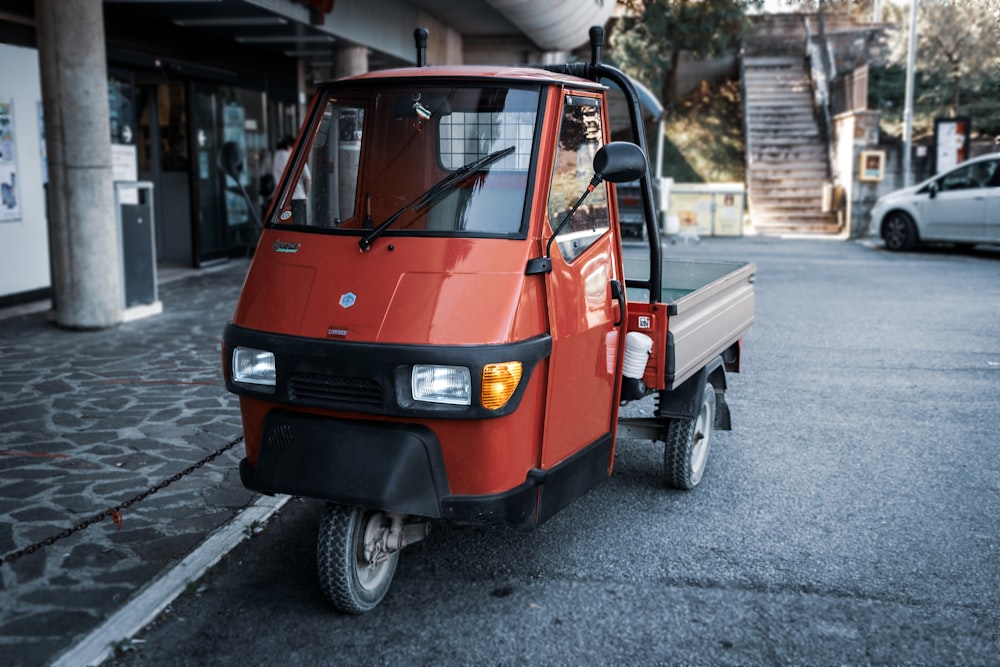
[339,292,357,308]
[272,239,301,254]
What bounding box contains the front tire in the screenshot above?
[663,382,715,490]
[317,504,399,614]
[882,211,918,251]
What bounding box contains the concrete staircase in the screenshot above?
[743,57,840,233]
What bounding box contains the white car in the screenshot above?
[870,152,1000,251]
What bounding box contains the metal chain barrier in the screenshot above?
[0,435,245,566]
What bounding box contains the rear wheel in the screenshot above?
[663,382,715,490]
[882,211,918,251]
[317,504,399,614]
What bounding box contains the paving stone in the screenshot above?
[2,608,100,637]
[131,532,205,562]
[61,543,130,569]
[0,480,48,500]
[92,561,163,585]
[10,507,69,522]
[24,585,134,609]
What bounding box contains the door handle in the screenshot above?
[610,279,625,327]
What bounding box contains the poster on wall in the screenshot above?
[0,98,21,222]
[934,117,971,175]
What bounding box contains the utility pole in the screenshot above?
[902,0,918,187]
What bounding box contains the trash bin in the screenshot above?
[115,181,162,319]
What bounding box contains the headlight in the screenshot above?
[411,365,471,405]
[232,347,276,387]
[481,362,522,410]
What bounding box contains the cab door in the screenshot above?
[536,91,626,519]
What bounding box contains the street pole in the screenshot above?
[902,0,918,187]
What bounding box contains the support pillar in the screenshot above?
[35,0,122,329]
[334,45,369,79]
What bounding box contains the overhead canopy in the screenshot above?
[486,0,618,51]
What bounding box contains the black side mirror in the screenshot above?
[593,141,647,183]
[928,181,938,199]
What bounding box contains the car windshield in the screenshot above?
[270,83,541,238]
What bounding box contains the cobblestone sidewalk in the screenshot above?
[0,259,257,667]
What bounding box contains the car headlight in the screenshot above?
[232,347,276,387]
[412,365,471,405]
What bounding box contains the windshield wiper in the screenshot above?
[359,145,515,251]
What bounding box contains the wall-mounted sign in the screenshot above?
[859,150,885,182]
[934,117,970,175]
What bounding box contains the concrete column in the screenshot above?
[334,45,369,79]
[35,0,123,329]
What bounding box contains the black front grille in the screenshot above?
[287,374,384,407]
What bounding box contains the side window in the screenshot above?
[278,101,363,227]
[547,95,609,262]
[938,164,978,192]
[973,159,999,188]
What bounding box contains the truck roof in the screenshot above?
[323,65,607,91]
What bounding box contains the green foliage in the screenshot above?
[873,0,1000,136]
[658,79,746,182]
[607,0,763,106]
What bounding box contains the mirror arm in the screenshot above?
[544,175,602,259]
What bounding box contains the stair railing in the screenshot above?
[804,15,837,182]
[738,52,755,212]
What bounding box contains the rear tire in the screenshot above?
[663,382,715,490]
[317,504,399,614]
[882,211,918,251]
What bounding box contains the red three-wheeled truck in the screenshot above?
[223,27,755,614]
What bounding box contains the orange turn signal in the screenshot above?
[481,362,522,410]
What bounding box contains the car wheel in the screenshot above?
[663,382,715,490]
[882,211,918,251]
[317,504,399,614]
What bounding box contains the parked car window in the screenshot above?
[977,159,1000,187]
[939,163,984,192]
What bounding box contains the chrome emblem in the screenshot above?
[272,239,301,254]
[339,292,357,308]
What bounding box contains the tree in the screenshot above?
[607,0,764,110]
[911,0,1000,116]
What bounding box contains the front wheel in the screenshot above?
[882,211,918,251]
[317,504,399,614]
[663,382,715,490]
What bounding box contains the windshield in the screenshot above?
[270,83,541,238]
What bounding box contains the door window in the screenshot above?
[547,94,610,262]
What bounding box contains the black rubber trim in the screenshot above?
[440,434,612,531]
[224,323,551,419]
[240,410,450,517]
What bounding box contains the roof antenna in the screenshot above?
[414,28,428,67]
[589,26,604,67]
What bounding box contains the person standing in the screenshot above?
[272,135,311,224]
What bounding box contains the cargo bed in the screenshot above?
[624,257,756,390]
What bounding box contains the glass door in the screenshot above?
[192,83,267,264]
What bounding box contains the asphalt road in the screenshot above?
[105,236,1000,666]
